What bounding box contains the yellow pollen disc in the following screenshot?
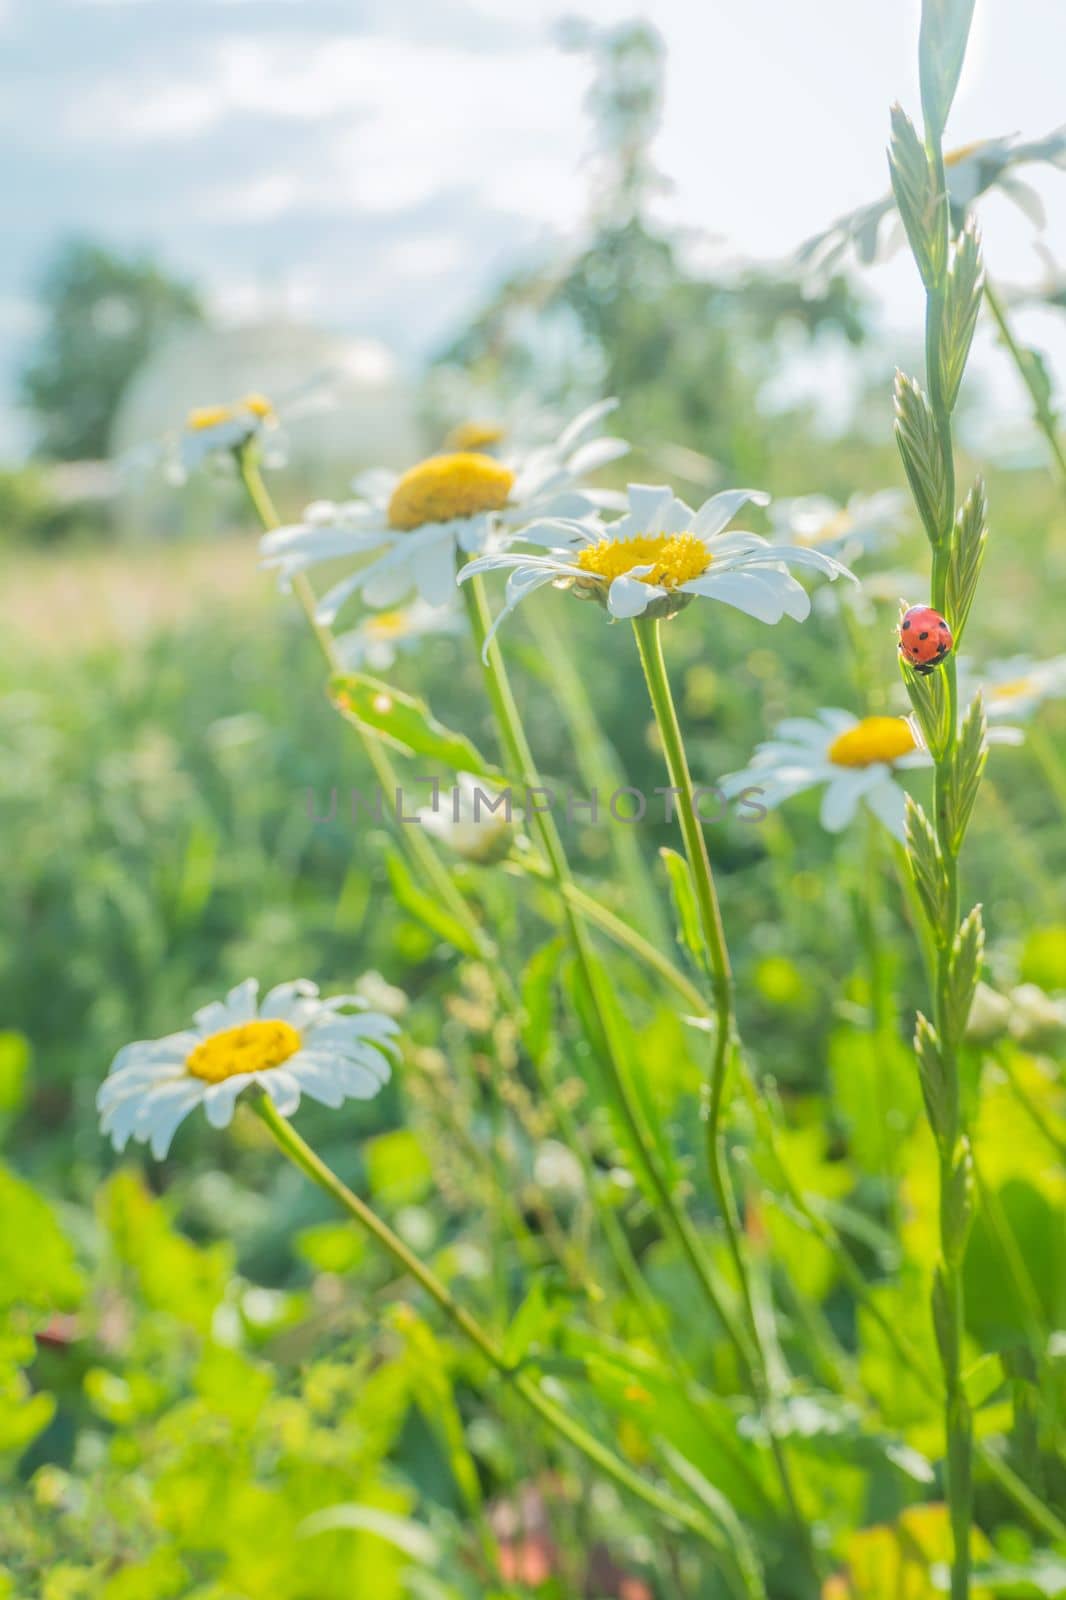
[386,452,515,531]
[186,1019,301,1084]
[828,716,917,768]
[944,139,985,167]
[365,610,409,639]
[444,419,506,452]
[576,531,709,589]
[186,404,234,431]
[796,508,851,548]
[989,676,1032,701]
[240,392,275,419]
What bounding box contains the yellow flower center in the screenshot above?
[186,404,234,431]
[241,392,274,419]
[365,610,409,639]
[989,676,1032,702]
[576,531,709,589]
[386,452,515,531]
[796,507,851,548]
[186,1019,301,1084]
[444,419,506,452]
[944,139,984,167]
[185,394,274,432]
[828,716,917,768]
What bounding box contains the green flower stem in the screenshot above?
[630,613,816,1584]
[524,602,672,954]
[459,573,752,1375]
[233,446,514,1011]
[255,1095,757,1590]
[234,446,556,1318]
[982,276,1066,494]
[535,829,1062,1542]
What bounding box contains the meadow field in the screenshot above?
[2,4,1065,1598]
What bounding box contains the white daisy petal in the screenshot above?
[623,484,678,528]
[607,573,662,618]
[202,1075,256,1128]
[556,397,619,452]
[261,1070,301,1117]
[863,777,909,841]
[691,488,771,540]
[820,768,882,831]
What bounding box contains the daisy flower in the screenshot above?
[720,710,930,840]
[179,392,278,474]
[797,126,1066,278]
[418,772,514,864]
[956,654,1066,722]
[333,599,464,673]
[459,483,853,645]
[258,400,628,622]
[770,490,909,563]
[97,979,399,1159]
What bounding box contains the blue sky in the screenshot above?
[2,0,1063,455]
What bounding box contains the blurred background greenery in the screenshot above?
[2,17,1064,1600]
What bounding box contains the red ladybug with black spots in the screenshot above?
[899,605,953,675]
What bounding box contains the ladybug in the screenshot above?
[899,605,953,675]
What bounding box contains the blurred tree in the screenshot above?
[434,20,866,477]
[20,239,203,460]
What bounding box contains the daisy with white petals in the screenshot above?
[797,126,1066,280]
[720,710,931,841]
[97,979,399,1159]
[770,490,909,563]
[957,654,1066,723]
[333,599,464,673]
[459,483,853,647]
[259,401,628,623]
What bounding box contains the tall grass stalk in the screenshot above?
[890,7,990,1591]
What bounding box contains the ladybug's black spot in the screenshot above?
[919,630,929,640]
[902,618,911,630]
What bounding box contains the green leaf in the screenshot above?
[914,1012,949,1143]
[501,1274,563,1367]
[947,692,988,850]
[659,846,705,969]
[385,849,482,958]
[658,1444,767,1598]
[974,1552,1066,1597]
[889,104,943,288]
[299,1504,439,1565]
[330,672,496,776]
[0,1033,29,1120]
[940,220,983,410]
[946,904,984,1042]
[520,939,565,1066]
[905,797,948,930]
[895,370,951,545]
[945,479,988,641]
[99,1169,229,1335]
[365,1128,433,1208]
[943,1137,976,1264]
[919,0,977,137]
[902,650,952,757]
[0,1162,84,1316]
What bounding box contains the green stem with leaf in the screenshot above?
[630,613,818,1589]
[459,571,757,1381]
